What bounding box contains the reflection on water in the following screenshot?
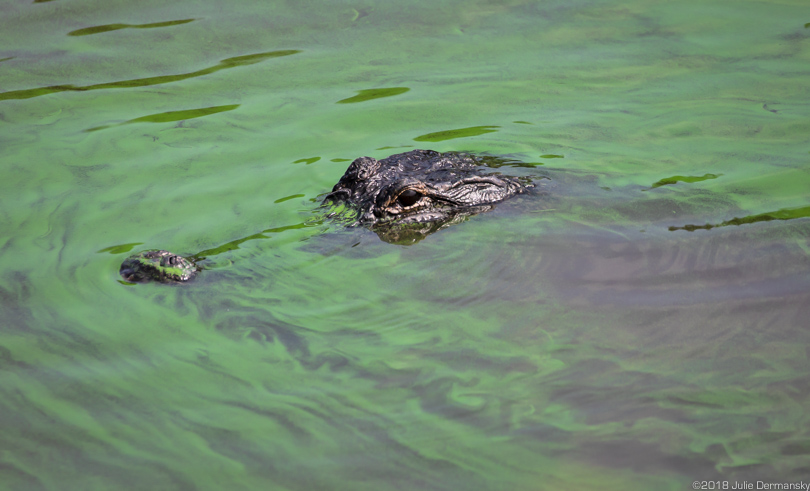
[370,205,495,244]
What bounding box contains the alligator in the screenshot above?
[119,249,199,283]
[120,149,533,283]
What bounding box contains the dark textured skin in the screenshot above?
[121,150,531,282]
[324,149,529,226]
[119,250,198,283]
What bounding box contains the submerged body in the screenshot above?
[119,249,198,283]
[120,149,532,283]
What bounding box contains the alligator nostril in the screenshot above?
[396,189,421,207]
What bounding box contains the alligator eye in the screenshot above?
[160,255,179,267]
[396,189,421,207]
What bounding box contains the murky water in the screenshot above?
[2,0,809,489]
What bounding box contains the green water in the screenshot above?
[2,0,809,489]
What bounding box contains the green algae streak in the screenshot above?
[414,125,500,142]
[337,87,410,104]
[670,205,810,231]
[68,19,196,37]
[652,173,722,188]
[85,104,240,132]
[0,50,300,101]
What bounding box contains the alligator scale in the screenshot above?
[121,149,532,283]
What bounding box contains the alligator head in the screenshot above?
[324,149,531,243]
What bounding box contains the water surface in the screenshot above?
[1,0,809,489]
